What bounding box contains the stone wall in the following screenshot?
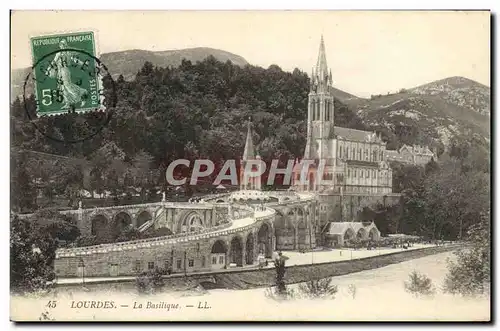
[54,238,216,277]
[55,245,458,291]
[54,211,275,278]
[317,193,401,224]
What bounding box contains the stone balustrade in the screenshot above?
[19,200,219,219]
[55,204,266,258]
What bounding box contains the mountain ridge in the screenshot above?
[11,47,249,100]
[10,47,490,151]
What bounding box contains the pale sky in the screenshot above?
[11,10,490,97]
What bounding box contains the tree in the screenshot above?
[11,151,37,212]
[404,271,435,297]
[131,151,154,202]
[444,212,490,296]
[298,277,338,299]
[135,268,165,295]
[31,209,80,243]
[10,216,57,293]
[115,228,142,243]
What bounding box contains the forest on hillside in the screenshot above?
[12,57,371,164]
[11,56,490,240]
[11,57,368,208]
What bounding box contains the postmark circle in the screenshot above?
[23,48,117,144]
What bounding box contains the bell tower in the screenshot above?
[304,35,335,162]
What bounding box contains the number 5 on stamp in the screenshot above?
[30,31,104,117]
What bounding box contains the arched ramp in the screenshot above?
[112,212,133,239]
[274,210,296,250]
[211,240,227,270]
[369,228,380,241]
[229,236,244,267]
[297,220,309,249]
[357,228,368,241]
[136,210,153,228]
[245,233,255,265]
[91,214,109,241]
[344,228,355,243]
[179,212,204,233]
[257,222,273,258]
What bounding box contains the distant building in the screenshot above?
[385,144,435,166]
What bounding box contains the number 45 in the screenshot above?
[46,300,57,308]
[41,89,52,106]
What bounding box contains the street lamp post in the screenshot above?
[78,258,85,286]
[184,251,187,277]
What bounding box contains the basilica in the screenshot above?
[292,36,393,194]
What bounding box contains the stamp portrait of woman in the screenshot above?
[44,39,89,110]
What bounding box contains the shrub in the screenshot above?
[74,235,98,247]
[443,248,490,297]
[404,271,435,297]
[443,216,490,297]
[264,286,296,301]
[298,277,338,299]
[135,268,165,295]
[348,284,357,299]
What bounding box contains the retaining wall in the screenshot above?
[55,244,458,292]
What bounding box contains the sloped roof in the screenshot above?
[328,221,379,236]
[334,126,375,142]
[385,150,406,161]
[351,222,365,233]
[399,144,434,156]
[327,222,354,235]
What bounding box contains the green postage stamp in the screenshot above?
[30,31,104,116]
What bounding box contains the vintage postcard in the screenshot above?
[10,10,491,322]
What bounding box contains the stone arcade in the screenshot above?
[51,36,405,279]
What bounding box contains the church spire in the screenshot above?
[316,35,329,81]
[303,135,317,160]
[242,117,255,161]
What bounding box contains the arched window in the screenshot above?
[348,169,351,177]
[339,145,343,158]
[352,148,355,159]
[358,148,362,159]
[354,169,357,178]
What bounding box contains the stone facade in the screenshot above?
[54,204,275,277]
[52,202,218,241]
[385,144,435,166]
[292,36,393,195]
